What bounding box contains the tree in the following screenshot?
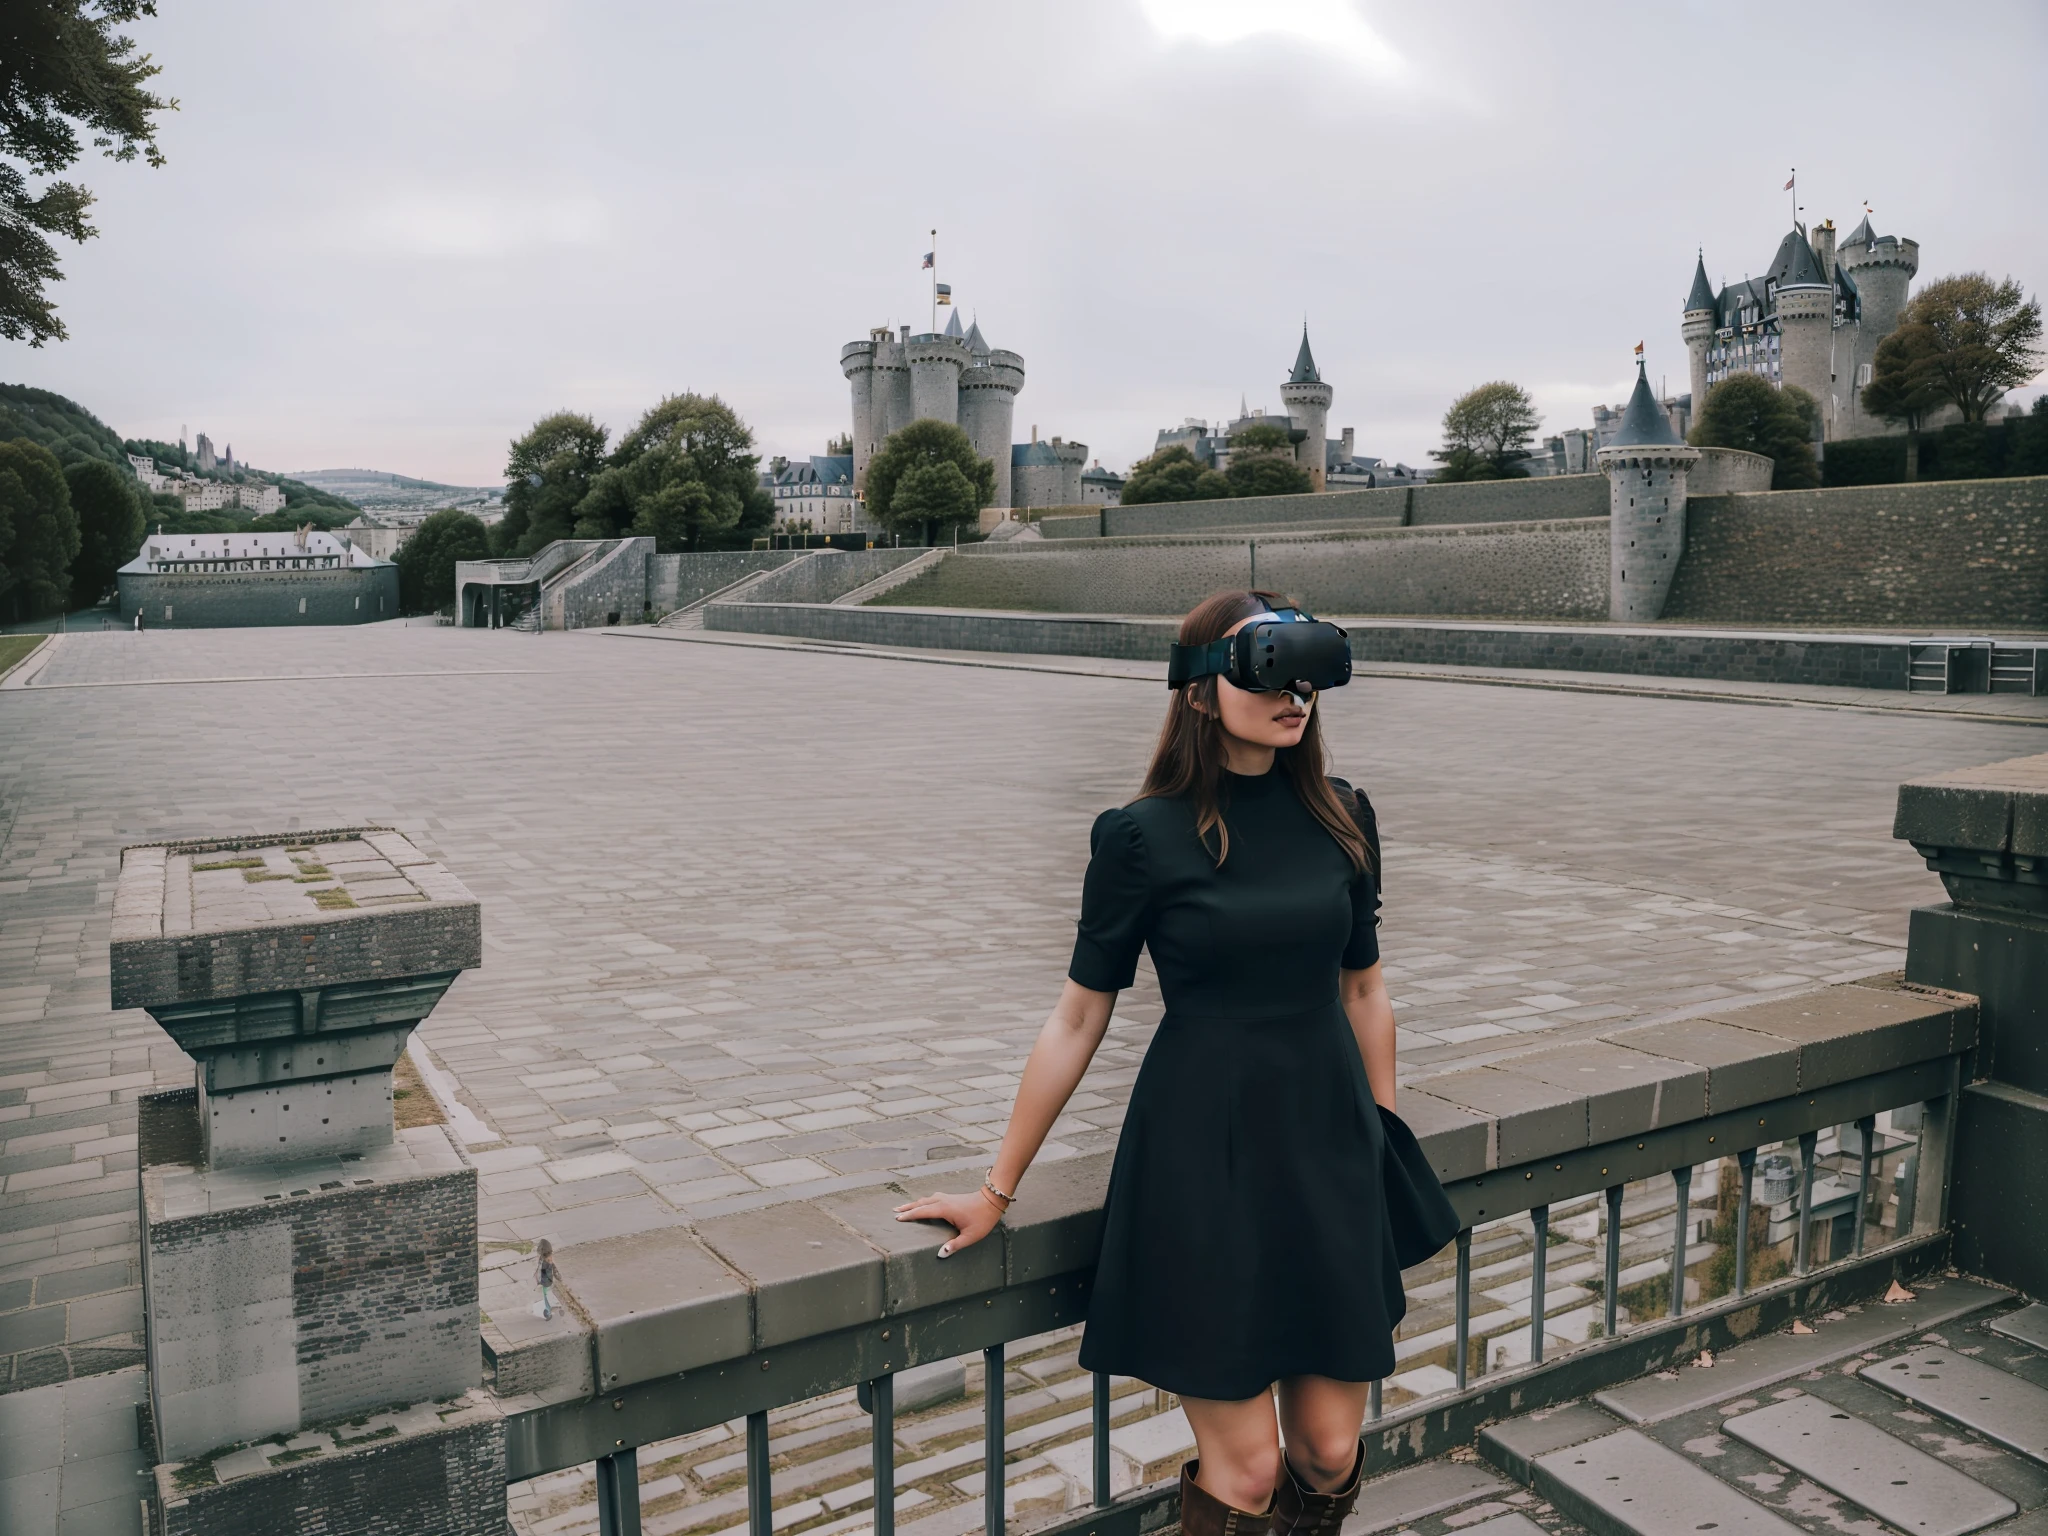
[1432,382,1540,480]
[1861,324,1947,480]
[4,2,175,346]
[864,419,995,543]
[1120,444,1231,505]
[1883,273,2044,425]
[1223,423,1312,497]
[1689,374,1821,490]
[64,456,140,606]
[499,412,607,555]
[611,394,771,552]
[0,439,81,619]
[394,508,490,614]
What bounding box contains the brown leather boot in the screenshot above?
[1269,1438,1365,1536]
[1178,1459,1276,1536]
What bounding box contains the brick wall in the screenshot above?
[868,521,1610,619]
[1668,475,2048,628]
[117,566,400,628]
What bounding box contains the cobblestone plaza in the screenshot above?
[2,625,2044,1405]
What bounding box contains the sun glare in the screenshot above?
[1136,0,1406,78]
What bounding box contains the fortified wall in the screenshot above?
[117,564,399,629]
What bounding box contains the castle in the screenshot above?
[1683,213,1920,443]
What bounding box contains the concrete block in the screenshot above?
[1496,1040,1707,1143]
[1002,1151,1112,1283]
[818,1182,1005,1312]
[1704,983,1964,1090]
[1396,1090,1493,1180]
[697,1201,884,1349]
[1408,1067,1586,1165]
[1599,1016,1800,1114]
[562,1224,751,1391]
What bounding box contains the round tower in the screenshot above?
[841,338,878,490]
[1771,228,1833,429]
[1052,437,1088,506]
[1597,361,1700,622]
[1277,326,1333,491]
[906,332,970,427]
[958,343,1025,510]
[1837,215,1919,340]
[872,326,913,444]
[1682,251,1717,420]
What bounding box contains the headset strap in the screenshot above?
[1166,636,1233,688]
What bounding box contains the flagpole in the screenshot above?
[930,228,937,334]
[1788,169,1796,227]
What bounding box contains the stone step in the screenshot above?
[1861,1345,2048,1466]
[1592,1276,2007,1424]
[1530,1427,1803,1536]
[1347,1457,1512,1534]
[1992,1303,2048,1353]
[1721,1391,2017,1536]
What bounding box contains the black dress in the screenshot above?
[1070,767,1460,1401]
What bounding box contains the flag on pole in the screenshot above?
[1784,173,1795,190]
[934,283,952,306]
[1634,340,1644,357]
[922,252,934,269]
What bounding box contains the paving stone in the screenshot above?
[1480,1400,1626,1483]
[1862,1346,2048,1465]
[1535,1428,1802,1536]
[1721,1391,2016,1536]
[1989,1303,2048,1353]
[1351,1458,1512,1534]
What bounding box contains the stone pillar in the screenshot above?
[1596,440,1699,622]
[112,827,502,1532]
[1894,753,2048,1298]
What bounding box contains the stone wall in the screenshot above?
[708,601,1174,659]
[117,565,400,629]
[1668,475,2048,628]
[1688,447,1775,495]
[547,536,655,629]
[649,552,801,613]
[1041,475,1610,541]
[743,548,930,604]
[870,521,1610,619]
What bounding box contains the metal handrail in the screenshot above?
[521,1046,1965,1536]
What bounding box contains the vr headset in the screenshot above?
[1167,607,1353,700]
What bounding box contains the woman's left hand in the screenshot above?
[893,1189,1003,1257]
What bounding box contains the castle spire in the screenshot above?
[1609,360,1681,448]
[1288,324,1320,385]
[1685,250,1716,314]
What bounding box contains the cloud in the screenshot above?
[1136,0,1406,79]
[351,193,610,259]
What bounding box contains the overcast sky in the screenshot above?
[6,0,2045,485]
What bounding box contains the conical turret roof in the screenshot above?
[1608,362,1682,448]
[1288,325,1320,384]
[1843,212,1876,248]
[1772,227,1829,288]
[965,318,988,355]
[1685,252,1716,313]
[943,309,965,339]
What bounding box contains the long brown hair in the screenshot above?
[1138,589,1372,872]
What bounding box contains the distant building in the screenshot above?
[118,528,397,628]
[1081,460,1124,506]
[766,452,866,533]
[195,433,217,472]
[341,515,415,561]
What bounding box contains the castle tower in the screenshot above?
[842,338,878,489]
[874,325,914,442]
[907,329,971,427]
[957,320,1025,509]
[1837,213,1920,438]
[1597,360,1700,622]
[1052,437,1089,505]
[1278,327,1333,491]
[1682,252,1717,418]
[1772,226,1833,431]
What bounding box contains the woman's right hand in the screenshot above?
[893,1189,1004,1257]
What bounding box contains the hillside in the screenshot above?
[289,467,503,513]
[0,384,130,470]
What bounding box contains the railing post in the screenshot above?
[984,1344,1005,1536]
[747,1409,772,1536]
[1854,1116,1876,1258]
[1911,1057,1963,1236]
[1091,1372,1110,1508]
[595,1447,641,1536]
[872,1372,896,1536]
[1668,1164,1691,1319]
[1603,1185,1622,1338]
[1795,1130,1819,1275]
[1529,1205,1550,1365]
[1454,1228,1472,1389]
[1368,1378,1382,1421]
[1734,1148,1756,1297]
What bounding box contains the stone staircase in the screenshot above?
[660,562,815,631]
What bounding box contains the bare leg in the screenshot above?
[1179,1390,1282,1512]
[1274,1377,1370,1492]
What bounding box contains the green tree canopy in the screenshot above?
[1689,373,1820,489]
[1223,423,1311,498]
[0,438,80,619]
[1,382,126,466]
[4,1,175,346]
[64,456,140,606]
[1120,444,1231,505]
[865,419,995,542]
[1432,381,1540,480]
[499,412,607,555]
[394,507,490,614]
[614,393,771,552]
[1866,273,2043,426]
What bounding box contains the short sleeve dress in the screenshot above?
[1069,766,1460,1401]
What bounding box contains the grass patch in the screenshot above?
[293,862,330,878]
[392,1048,444,1130]
[310,887,358,910]
[194,857,263,871]
[0,634,45,680]
[243,870,294,882]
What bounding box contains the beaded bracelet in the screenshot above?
[982,1170,1016,1209]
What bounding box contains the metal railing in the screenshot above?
[531,1047,1964,1536]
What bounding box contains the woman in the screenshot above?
[896,590,1459,1536]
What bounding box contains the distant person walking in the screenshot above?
[536,1239,558,1321]
[898,590,1458,1536]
